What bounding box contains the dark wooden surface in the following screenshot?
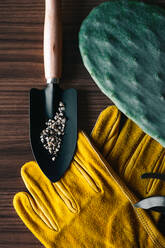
[0,0,164,247]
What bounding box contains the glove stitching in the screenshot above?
[135,208,165,248]
[85,132,165,248]
[83,131,139,202]
[123,134,149,180]
[73,159,101,193]
[22,171,60,232]
[101,108,120,152]
[105,152,165,248]
[27,193,58,231]
[53,181,79,214]
[120,131,146,176]
[146,149,165,195]
[106,158,165,247]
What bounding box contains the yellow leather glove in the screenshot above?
[13,106,165,248]
[92,106,165,198]
[91,106,165,235]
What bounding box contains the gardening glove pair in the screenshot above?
[13,106,165,248]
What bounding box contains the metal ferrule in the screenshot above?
[46,78,60,84]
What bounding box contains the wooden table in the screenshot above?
[0,0,163,247]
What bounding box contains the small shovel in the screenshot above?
[30,0,77,182]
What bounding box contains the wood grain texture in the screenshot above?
[0,0,165,247]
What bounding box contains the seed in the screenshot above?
[59,101,64,106]
[61,107,65,111]
[40,101,66,161]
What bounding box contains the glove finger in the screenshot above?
[13,192,57,247]
[141,172,165,197]
[92,106,165,197]
[21,161,80,227]
[105,117,145,174]
[122,126,165,196]
[53,132,105,210]
[91,107,147,180]
[108,118,165,196]
[91,105,121,157]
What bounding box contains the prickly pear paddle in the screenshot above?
[79,0,165,147]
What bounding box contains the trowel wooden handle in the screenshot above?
[44,0,62,80]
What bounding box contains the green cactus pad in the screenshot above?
[79,0,165,146]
